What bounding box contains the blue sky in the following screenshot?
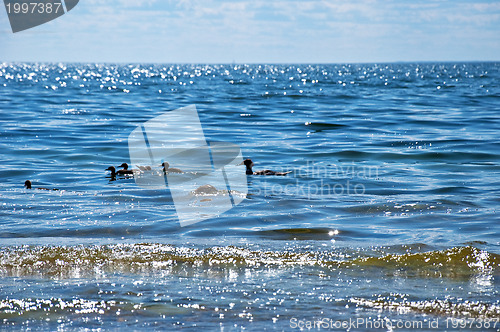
[1,0,499,63]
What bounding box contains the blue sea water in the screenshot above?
[0,62,499,330]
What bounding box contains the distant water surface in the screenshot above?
[0,62,499,330]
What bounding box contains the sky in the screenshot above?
[0,0,499,63]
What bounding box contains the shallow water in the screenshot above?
[0,62,499,330]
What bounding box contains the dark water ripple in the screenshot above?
[0,62,499,329]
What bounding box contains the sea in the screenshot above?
[0,62,499,331]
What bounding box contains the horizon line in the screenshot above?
[1,60,499,66]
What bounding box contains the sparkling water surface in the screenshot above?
[0,62,499,330]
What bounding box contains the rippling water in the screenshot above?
[0,62,499,330]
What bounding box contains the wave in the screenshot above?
[351,297,500,318]
[0,244,497,279]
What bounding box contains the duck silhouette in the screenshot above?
[241,159,292,176]
[117,163,136,175]
[161,162,183,174]
[24,180,59,191]
[106,166,134,178]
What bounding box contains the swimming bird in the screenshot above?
[106,166,118,178]
[241,159,292,176]
[161,162,183,174]
[106,166,133,178]
[24,180,59,191]
[117,163,136,175]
